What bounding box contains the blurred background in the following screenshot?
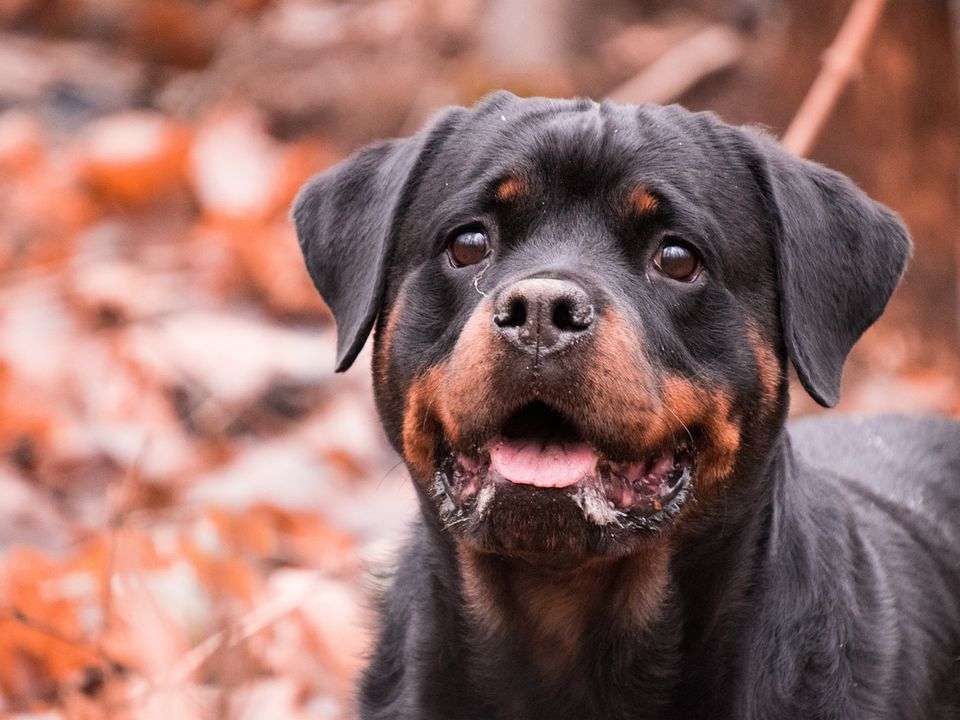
[0,0,957,717]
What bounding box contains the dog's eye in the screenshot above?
[448,230,490,268]
[653,240,702,282]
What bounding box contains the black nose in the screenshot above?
[492,278,595,356]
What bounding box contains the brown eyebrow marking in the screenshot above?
[494,174,527,203]
[627,186,659,216]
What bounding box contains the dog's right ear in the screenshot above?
[293,109,463,371]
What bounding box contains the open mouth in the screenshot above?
[437,402,695,525]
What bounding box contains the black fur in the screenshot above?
[294,93,960,719]
[751,134,911,407]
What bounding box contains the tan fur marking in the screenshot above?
[621,548,672,629]
[745,322,782,414]
[627,186,659,216]
[578,310,741,488]
[660,377,741,488]
[495,175,526,203]
[374,285,407,392]
[400,300,504,483]
[458,544,671,674]
[439,301,507,444]
[401,366,444,480]
[514,564,609,673]
[457,548,505,636]
[577,309,660,443]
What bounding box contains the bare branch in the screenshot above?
[606,25,745,106]
[782,0,889,157]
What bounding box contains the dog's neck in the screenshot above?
[457,541,673,676]
[446,435,788,707]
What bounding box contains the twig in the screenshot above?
[781,0,889,156]
[948,0,960,345]
[101,437,149,640]
[125,573,321,702]
[606,25,745,105]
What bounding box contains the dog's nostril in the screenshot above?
[552,298,592,332]
[494,297,527,328]
[552,300,572,331]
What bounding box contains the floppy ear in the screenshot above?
[750,134,911,407]
[293,110,462,371]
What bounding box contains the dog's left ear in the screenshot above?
[293,109,463,372]
[747,132,911,407]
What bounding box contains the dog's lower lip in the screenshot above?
[442,439,694,516]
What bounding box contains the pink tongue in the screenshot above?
[490,437,596,488]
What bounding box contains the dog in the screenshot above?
[293,92,960,719]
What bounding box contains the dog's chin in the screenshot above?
[425,402,695,560]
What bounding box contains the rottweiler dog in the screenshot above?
[293,92,960,719]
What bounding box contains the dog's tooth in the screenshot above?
[622,459,651,484]
[648,452,675,479]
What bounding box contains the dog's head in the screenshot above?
[294,93,909,561]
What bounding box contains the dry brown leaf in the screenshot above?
[75,112,191,208]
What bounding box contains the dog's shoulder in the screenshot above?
[785,413,960,592]
[744,416,960,717]
[788,414,960,504]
